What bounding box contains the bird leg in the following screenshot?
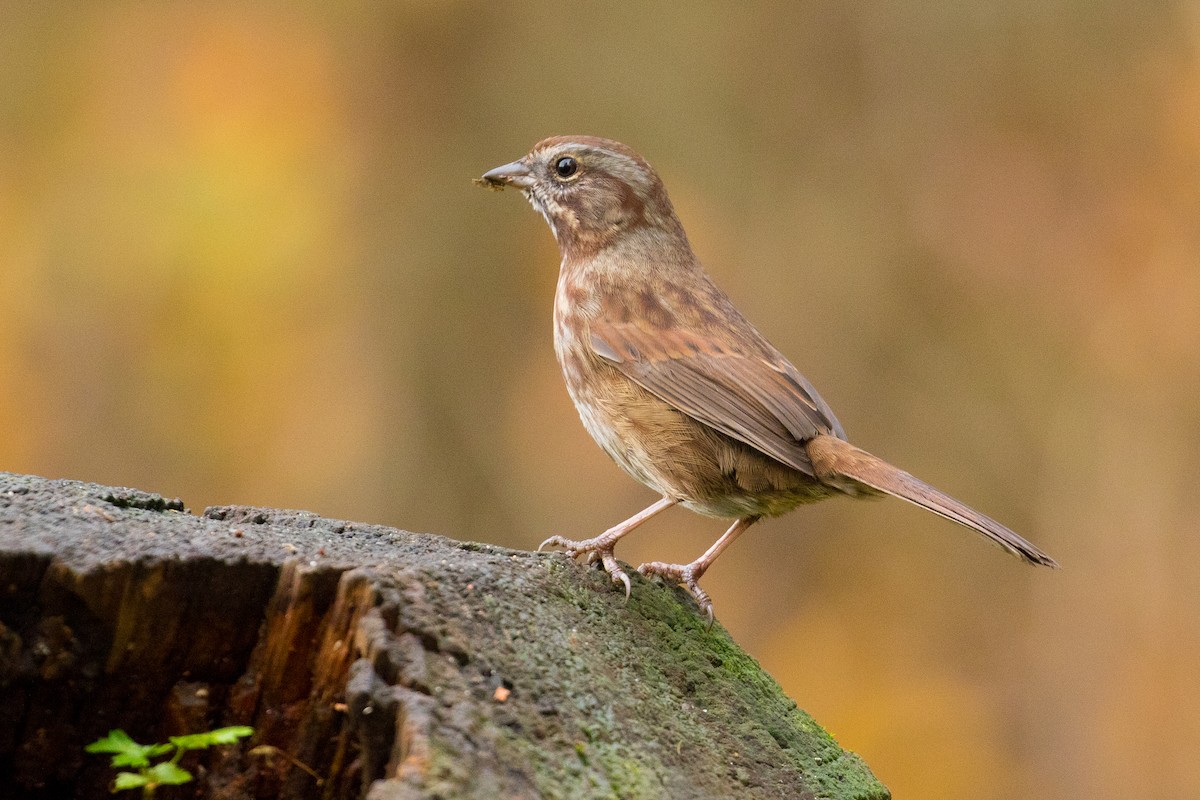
[637,516,759,624]
[540,497,677,598]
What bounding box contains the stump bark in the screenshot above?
[0,472,888,799]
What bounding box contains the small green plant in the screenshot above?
[86,726,253,797]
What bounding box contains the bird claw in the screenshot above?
[637,561,714,623]
[539,534,631,600]
[603,552,632,600]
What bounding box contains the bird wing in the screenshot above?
[589,318,844,477]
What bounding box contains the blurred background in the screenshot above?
[2,2,1198,797]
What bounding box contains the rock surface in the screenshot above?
[0,472,888,799]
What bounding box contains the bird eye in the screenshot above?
[554,156,579,179]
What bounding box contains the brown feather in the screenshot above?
[806,434,1059,567]
[589,318,842,477]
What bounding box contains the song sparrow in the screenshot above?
[480,136,1057,622]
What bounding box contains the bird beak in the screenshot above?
[479,159,536,190]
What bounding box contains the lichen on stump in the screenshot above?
[0,472,888,799]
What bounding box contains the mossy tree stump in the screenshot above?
[0,473,887,799]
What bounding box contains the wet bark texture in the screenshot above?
[0,472,888,799]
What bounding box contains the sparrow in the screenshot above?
[479,136,1057,623]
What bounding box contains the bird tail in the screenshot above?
[805,434,1058,568]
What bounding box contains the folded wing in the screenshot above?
[589,318,844,477]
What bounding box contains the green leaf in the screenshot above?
[146,762,192,785]
[86,730,158,769]
[112,772,149,790]
[169,726,254,751]
[108,751,150,769]
[206,725,254,743]
[113,744,172,768]
[86,730,140,755]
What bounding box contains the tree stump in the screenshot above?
[0,472,888,799]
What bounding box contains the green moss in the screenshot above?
[416,550,888,799]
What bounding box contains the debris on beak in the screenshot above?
[477,159,536,191]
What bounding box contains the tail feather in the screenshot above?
[806,434,1058,568]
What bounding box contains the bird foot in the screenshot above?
[637,560,714,626]
[539,534,632,599]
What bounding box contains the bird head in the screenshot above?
[479,136,686,260]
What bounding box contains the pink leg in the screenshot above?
[540,497,677,598]
[638,516,759,625]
